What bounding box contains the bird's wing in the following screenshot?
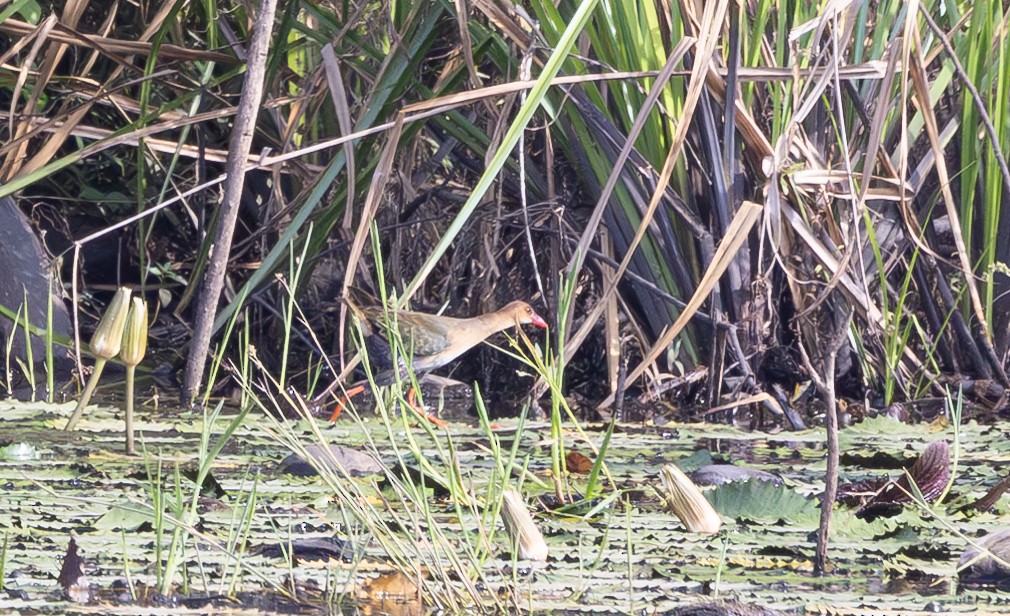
[394,312,452,357]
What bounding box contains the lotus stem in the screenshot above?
[120,298,148,454]
[124,365,135,454]
[64,358,107,431]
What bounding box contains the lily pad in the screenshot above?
[706,479,818,523]
[277,443,383,477]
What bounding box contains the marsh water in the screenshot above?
[0,396,1006,614]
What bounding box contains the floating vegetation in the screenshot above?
[0,398,1008,613]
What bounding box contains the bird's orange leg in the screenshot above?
[328,384,367,422]
[405,387,448,428]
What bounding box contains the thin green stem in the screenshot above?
[125,364,136,454]
[65,357,108,430]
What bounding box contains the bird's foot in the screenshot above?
[328,384,367,422]
[406,387,448,428]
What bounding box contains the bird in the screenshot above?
[321,287,548,422]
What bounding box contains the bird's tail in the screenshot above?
[342,285,381,323]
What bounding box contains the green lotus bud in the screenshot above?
[121,296,148,456]
[89,287,131,360]
[66,287,132,433]
[120,298,148,367]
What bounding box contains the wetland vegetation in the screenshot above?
[2,0,1010,614]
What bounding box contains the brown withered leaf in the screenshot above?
[565,450,594,474]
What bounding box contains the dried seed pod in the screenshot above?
[501,488,548,561]
[659,464,722,534]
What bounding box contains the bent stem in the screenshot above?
[65,357,108,430]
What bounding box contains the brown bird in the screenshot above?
[324,288,548,422]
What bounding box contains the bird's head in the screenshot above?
[504,301,548,329]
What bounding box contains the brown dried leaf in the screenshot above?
[565,450,593,474]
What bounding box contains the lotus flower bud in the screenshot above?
[65,287,132,433]
[659,464,722,534]
[89,287,131,360]
[120,298,148,367]
[501,488,548,561]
